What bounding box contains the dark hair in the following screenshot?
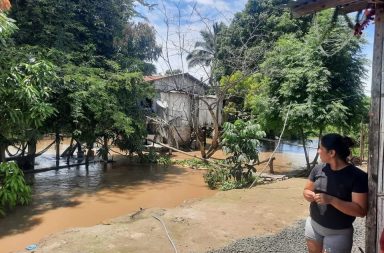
[320,133,355,162]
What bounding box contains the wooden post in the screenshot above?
[55,132,60,161]
[366,5,384,253]
[268,157,275,174]
[360,120,365,161]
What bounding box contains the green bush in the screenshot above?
[221,119,265,185]
[139,149,173,165]
[176,158,219,169]
[203,167,230,189]
[139,148,158,163]
[0,162,32,216]
[204,167,259,190]
[157,155,172,165]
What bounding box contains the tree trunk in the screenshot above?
[195,127,206,158]
[206,105,220,158]
[0,142,6,162]
[26,138,37,170]
[192,96,207,158]
[66,137,74,163]
[300,128,310,171]
[309,129,323,171]
[85,142,94,164]
[76,141,84,159]
[102,136,108,162]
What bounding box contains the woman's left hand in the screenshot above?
[314,193,334,205]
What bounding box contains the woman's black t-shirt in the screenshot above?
[308,163,368,229]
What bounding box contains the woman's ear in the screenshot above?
[328,150,336,158]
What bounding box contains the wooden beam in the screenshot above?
[366,5,384,253]
[340,2,371,14]
[289,0,367,17]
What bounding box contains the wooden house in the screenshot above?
[144,73,223,146]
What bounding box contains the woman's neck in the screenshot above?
[329,159,349,171]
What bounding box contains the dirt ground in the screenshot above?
[15,176,309,253]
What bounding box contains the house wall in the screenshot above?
[153,75,205,95]
[147,75,224,147]
[151,91,224,146]
[155,92,192,145]
[198,96,223,126]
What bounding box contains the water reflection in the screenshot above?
[25,159,181,207]
[0,158,213,253]
[260,139,318,155]
[257,139,319,171]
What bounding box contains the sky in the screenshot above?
[362,25,374,95]
[135,0,248,81]
[136,0,374,95]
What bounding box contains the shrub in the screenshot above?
[0,162,32,216]
[203,167,231,189]
[221,119,265,186]
[157,155,172,165]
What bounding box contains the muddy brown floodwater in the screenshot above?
[0,138,317,253]
[0,157,216,253]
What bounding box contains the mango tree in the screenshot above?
[0,60,57,168]
[248,10,367,172]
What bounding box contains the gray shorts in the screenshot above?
[305,217,353,253]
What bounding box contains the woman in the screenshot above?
[303,133,368,253]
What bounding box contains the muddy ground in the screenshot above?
[15,177,309,253]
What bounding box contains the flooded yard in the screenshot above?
[0,159,214,253]
[0,138,317,253]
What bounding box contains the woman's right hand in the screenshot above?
[303,180,316,202]
[303,189,316,202]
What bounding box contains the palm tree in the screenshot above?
[186,23,225,159]
[186,22,224,69]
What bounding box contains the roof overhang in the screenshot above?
[286,0,381,17]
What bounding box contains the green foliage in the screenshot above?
[143,148,158,164]
[66,70,151,153]
[215,0,311,76]
[220,175,258,191]
[176,158,216,169]
[0,60,57,143]
[8,1,160,71]
[203,167,231,189]
[138,149,172,165]
[0,0,161,164]
[203,166,259,190]
[10,0,129,55]
[0,12,17,45]
[115,22,162,62]
[186,22,224,71]
[221,71,267,121]
[0,162,31,216]
[0,43,153,157]
[221,119,265,185]
[157,155,172,166]
[246,10,367,138]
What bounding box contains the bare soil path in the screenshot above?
[14,177,309,253]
